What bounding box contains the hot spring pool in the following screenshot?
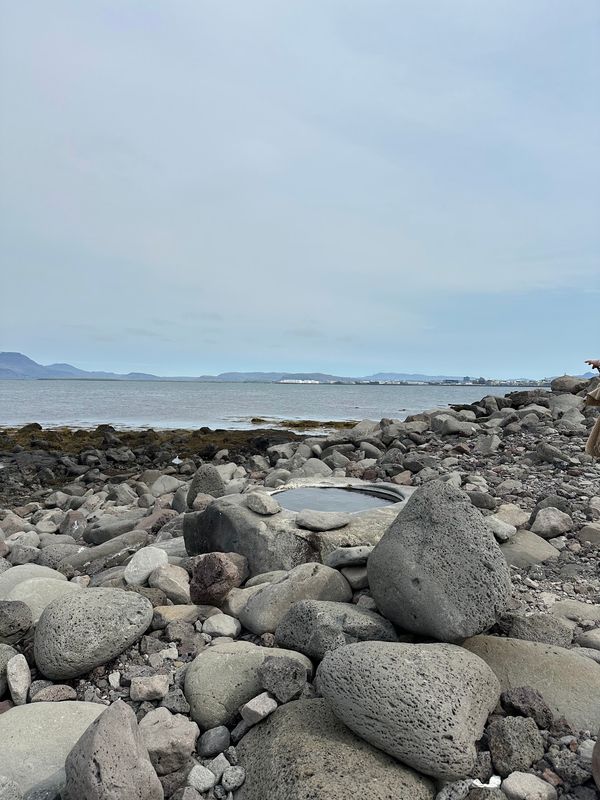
[275,486,397,513]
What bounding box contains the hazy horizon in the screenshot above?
[1,1,598,379]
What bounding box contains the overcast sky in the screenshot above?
[1,1,598,378]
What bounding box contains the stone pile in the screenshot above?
[0,375,598,798]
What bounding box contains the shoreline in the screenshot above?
[0,377,599,796]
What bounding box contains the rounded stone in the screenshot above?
[0,701,104,794]
[124,546,168,586]
[463,635,600,733]
[0,565,67,601]
[34,588,153,679]
[368,482,511,641]
[6,578,82,624]
[184,640,312,729]
[0,643,18,697]
[316,641,500,781]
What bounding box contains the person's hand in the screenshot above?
[585,359,600,371]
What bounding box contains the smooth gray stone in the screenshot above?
[316,641,500,781]
[0,643,18,696]
[463,635,600,733]
[296,511,350,532]
[0,702,104,794]
[184,641,312,729]
[0,566,67,601]
[238,564,352,635]
[34,588,153,679]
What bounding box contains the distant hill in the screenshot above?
[0,351,551,384]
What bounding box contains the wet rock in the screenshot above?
[62,700,163,800]
[368,482,510,641]
[316,641,500,780]
[34,588,153,679]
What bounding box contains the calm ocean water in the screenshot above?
[0,380,522,430]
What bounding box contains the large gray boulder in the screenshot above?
[275,599,399,660]
[237,564,352,635]
[236,698,435,800]
[63,700,163,800]
[184,640,312,729]
[316,641,500,781]
[0,702,104,794]
[368,482,511,641]
[34,588,153,679]
[463,635,600,732]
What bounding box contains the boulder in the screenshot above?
[34,588,153,679]
[368,482,510,641]
[487,716,544,777]
[463,635,600,732]
[245,492,281,516]
[316,641,500,780]
[0,701,104,794]
[184,641,312,729]
[235,698,435,800]
[530,508,573,539]
[6,578,82,624]
[275,599,398,660]
[0,565,67,600]
[189,552,248,605]
[62,700,163,800]
[148,564,190,604]
[187,465,225,507]
[238,564,352,635]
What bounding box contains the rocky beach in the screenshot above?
[0,375,599,800]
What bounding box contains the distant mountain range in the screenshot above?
[0,351,580,384]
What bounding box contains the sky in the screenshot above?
[0,1,598,379]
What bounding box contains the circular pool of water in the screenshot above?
[275,486,396,513]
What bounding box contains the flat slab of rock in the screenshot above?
[245,492,281,516]
[238,563,352,635]
[0,565,67,600]
[275,599,398,660]
[0,701,104,794]
[316,641,500,781]
[368,482,510,641]
[184,640,312,729]
[236,698,435,800]
[500,531,560,568]
[296,511,350,532]
[34,588,153,679]
[463,635,600,732]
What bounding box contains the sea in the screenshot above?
[0,380,529,431]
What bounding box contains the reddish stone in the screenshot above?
[190,552,248,606]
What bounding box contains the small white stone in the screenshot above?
[240,691,278,726]
[187,764,216,792]
[502,771,557,800]
[129,673,170,701]
[202,613,241,639]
